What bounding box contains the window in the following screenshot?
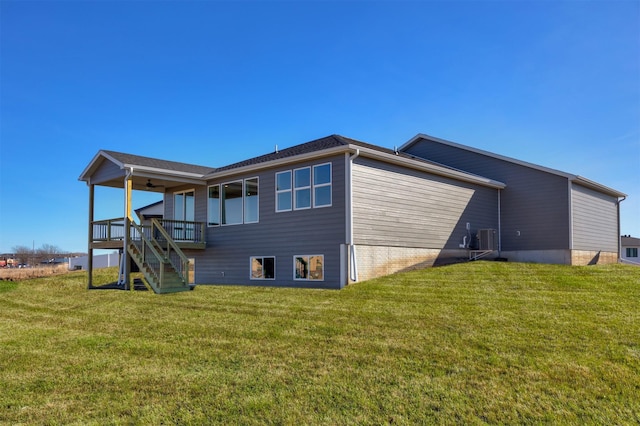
[174,190,195,222]
[276,171,292,212]
[187,258,195,284]
[208,186,220,226]
[294,255,324,281]
[313,163,332,208]
[627,247,638,258]
[277,163,332,212]
[251,256,275,280]
[209,178,259,226]
[174,190,195,240]
[244,178,259,223]
[294,167,311,210]
[222,181,243,225]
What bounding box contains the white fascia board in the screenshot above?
[405,134,626,197]
[206,146,349,180]
[80,150,206,185]
[207,143,505,189]
[401,133,575,179]
[125,164,206,180]
[354,145,506,189]
[572,176,627,198]
[129,170,205,186]
[78,150,123,182]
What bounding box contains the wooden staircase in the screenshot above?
[127,219,193,294]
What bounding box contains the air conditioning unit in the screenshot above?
[478,229,497,251]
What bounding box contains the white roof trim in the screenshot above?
[78,150,114,182]
[401,133,625,197]
[79,150,208,185]
[208,144,505,189]
[353,145,506,189]
[125,165,206,180]
[205,146,349,179]
[572,176,627,198]
[401,133,575,179]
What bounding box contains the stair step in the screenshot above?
[126,228,190,294]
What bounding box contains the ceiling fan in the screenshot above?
[145,179,165,189]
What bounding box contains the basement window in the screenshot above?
[251,256,275,280]
[294,255,324,281]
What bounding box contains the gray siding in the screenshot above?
[403,140,570,251]
[91,159,124,184]
[177,155,347,289]
[571,183,618,252]
[352,157,498,250]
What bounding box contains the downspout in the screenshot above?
[497,189,502,256]
[568,180,573,254]
[347,149,360,282]
[617,196,626,262]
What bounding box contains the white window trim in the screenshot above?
[173,189,196,221]
[293,254,325,281]
[172,189,196,241]
[293,166,312,211]
[207,184,220,227]
[217,177,259,226]
[250,256,276,280]
[312,162,332,208]
[275,170,292,212]
[277,163,333,213]
[244,176,260,224]
[221,180,244,226]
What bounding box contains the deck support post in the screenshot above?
[87,183,94,289]
[120,173,133,290]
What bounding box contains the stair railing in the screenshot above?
[150,218,190,287]
[128,221,166,291]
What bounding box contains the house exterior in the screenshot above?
[79,134,626,292]
[135,200,164,222]
[621,236,640,264]
[400,134,627,265]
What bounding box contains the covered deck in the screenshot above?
[79,150,213,291]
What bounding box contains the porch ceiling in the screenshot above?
[85,171,203,192]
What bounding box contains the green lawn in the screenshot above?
[1,262,639,425]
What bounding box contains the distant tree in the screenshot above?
[35,244,65,264]
[11,245,32,265]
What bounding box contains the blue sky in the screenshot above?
[1,0,638,254]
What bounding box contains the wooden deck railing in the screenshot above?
[92,218,126,242]
[157,219,205,244]
[91,218,205,246]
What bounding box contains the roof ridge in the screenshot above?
[212,134,349,173]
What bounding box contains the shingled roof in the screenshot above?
[212,134,407,173]
[102,150,215,176]
[82,134,506,190]
[212,135,347,173]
